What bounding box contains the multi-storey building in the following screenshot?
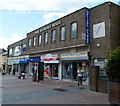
[7,38,29,74]
[25,2,120,83]
[7,2,120,88]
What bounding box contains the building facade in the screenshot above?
[26,7,90,81]
[7,2,120,85]
[7,38,29,74]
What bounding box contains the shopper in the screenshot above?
[77,67,83,86]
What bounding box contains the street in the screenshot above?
[2,73,110,104]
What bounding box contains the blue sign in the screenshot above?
[85,9,90,44]
[30,57,41,62]
[19,58,29,64]
[22,47,26,52]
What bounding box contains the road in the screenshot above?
[2,73,110,104]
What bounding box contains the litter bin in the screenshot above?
[33,72,37,82]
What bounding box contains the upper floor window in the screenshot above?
[60,26,66,41]
[71,22,77,38]
[33,36,36,47]
[44,32,48,45]
[51,29,56,43]
[28,38,31,48]
[22,44,26,52]
[9,48,12,55]
[14,46,21,56]
[38,35,42,45]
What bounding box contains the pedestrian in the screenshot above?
[13,68,15,75]
[77,67,83,86]
[9,67,12,74]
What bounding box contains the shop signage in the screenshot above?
[19,58,29,64]
[34,21,62,34]
[61,52,88,58]
[94,59,107,63]
[85,9,90,44]
[30,57,41,62]
[41,54,59,63]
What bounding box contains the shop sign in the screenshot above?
[41,54,59,63]
[19,58,29,64]
[61,52,88,58]
[94,59,107,63]
[30,57,41,62]
[85,9,90,44]
[12,58,20,64]
[34,21,62,34]
[94,59,107,67]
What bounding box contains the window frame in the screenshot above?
[51,29,56,43]
[44,32,48,45]
[33,36,36,47]
[70,22,78,38]
[38,34,42,46]
[60,26,66,41]
[28,38,31,48]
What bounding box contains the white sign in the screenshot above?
[93,22,105,38]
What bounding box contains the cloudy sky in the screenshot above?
[0,0,119,49]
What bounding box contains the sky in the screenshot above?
[0,0,120,49]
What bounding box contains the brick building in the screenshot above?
[7,2,120,87]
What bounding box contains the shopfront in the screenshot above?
[41,54,59,79]
[29,57,41,75]
[60,52,89,82]
[19,55,29,74]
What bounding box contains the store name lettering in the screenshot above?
[35,21,62,34]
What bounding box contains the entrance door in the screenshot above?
[52,64,58,79]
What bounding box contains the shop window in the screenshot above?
[70,22,77,38]
[60,26,66,41]
[51,29,56,43]
[44,32,48,45]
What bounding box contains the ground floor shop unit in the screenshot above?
[7,55,29,75]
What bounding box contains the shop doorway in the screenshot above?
[62,61,89,84]
[44,64,59,79]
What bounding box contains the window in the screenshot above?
[60,26,66,40]
[33,36,36,47]
[44,32,48,45]
[14,46,21,56]
[51,29,56,43]
[38,35,42,45]
[9,48,12,55]
[28,38,31,48]
[22,44,26,52]
[71,22,77,38]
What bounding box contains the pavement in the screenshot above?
[1,73,110,104]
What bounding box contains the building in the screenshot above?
[25,2,120,83]
[0,49,7,73]
[7,2,120,88]
[7,38,29,74]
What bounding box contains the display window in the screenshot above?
[62,61,89,82]
[44,64,58,79]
